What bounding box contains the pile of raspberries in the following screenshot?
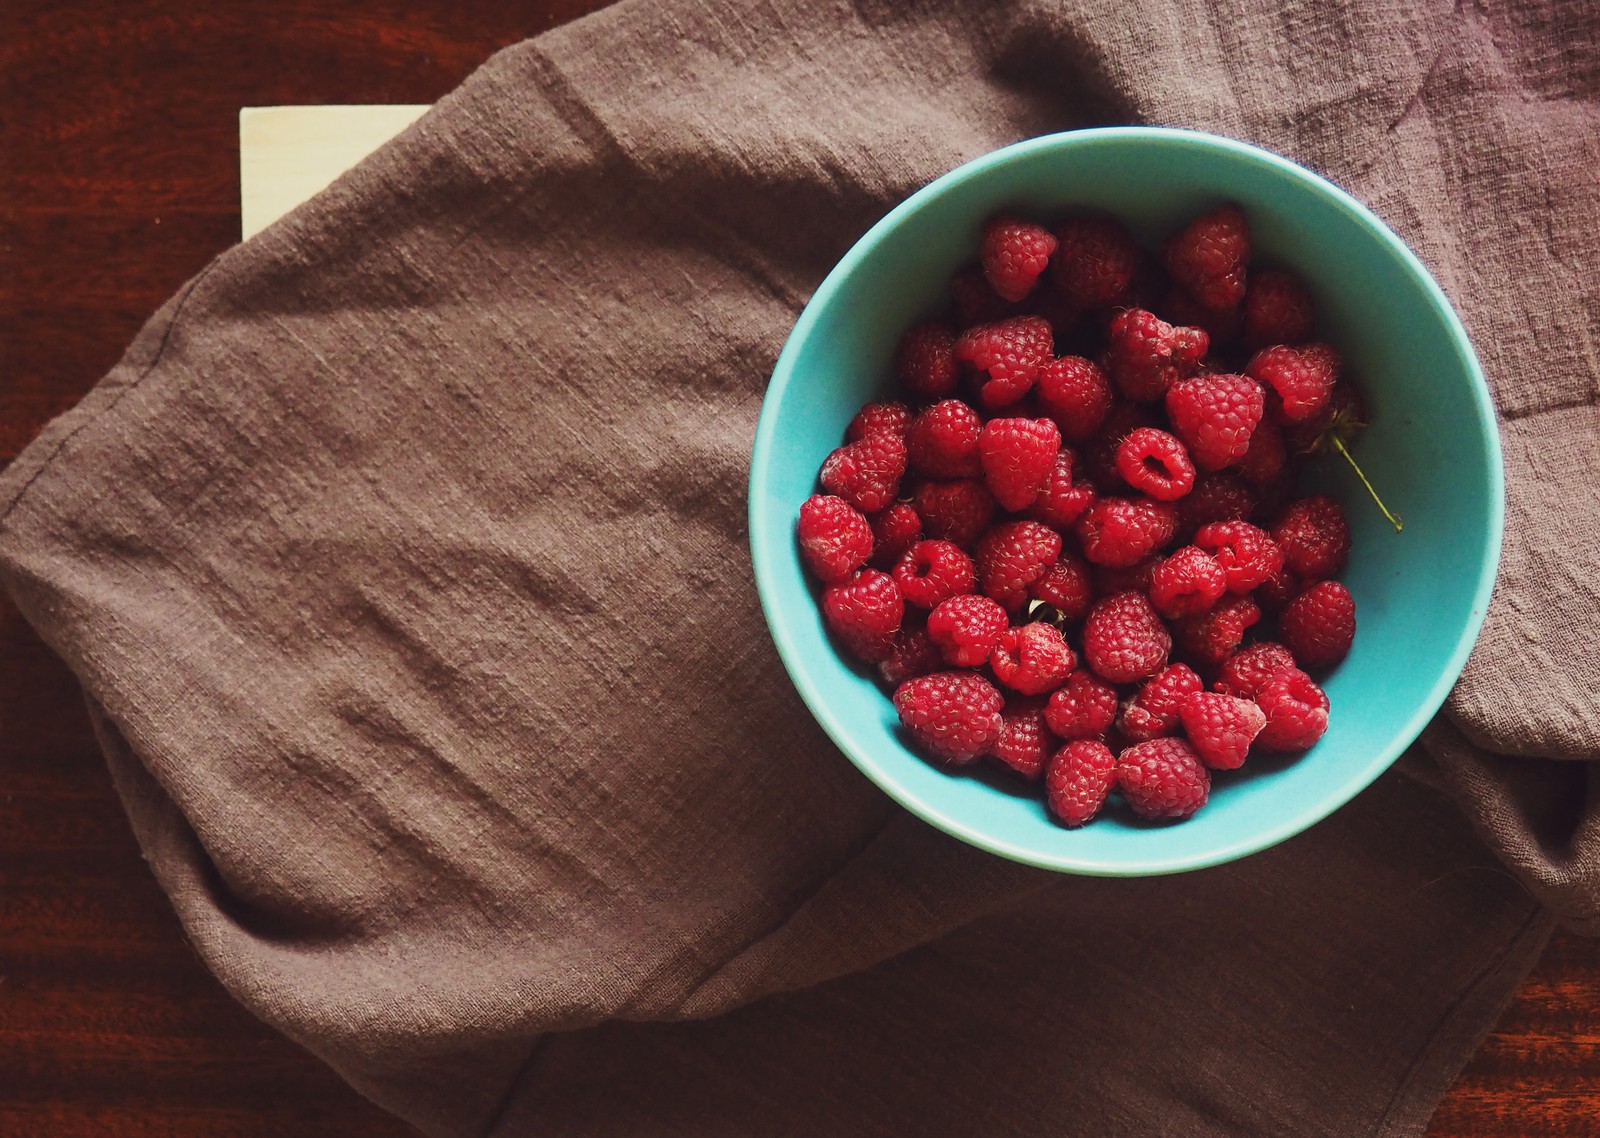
[796,204,1362,826]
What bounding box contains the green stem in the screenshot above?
[1331,435,1403,533]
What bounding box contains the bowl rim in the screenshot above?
[747,126,1505,876]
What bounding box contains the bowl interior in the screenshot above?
[749,128,1501,875]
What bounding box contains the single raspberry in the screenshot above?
[906,400,983,479]
[1148,546,1227,619]
[846,401,912,443]
[1083,592,1171,684]
[1105,308,1209,403]
[1075,497,1179,568]
[1029,552,1095,621]
[893,540,978,609]
[1176,472,1258,539]
[1036,355,1113,442]
[1092,557,1159,598]
[894,671,1004,765]
[1117,737,1211,821]
[797,494,873,584]
[896,322,961,399]
[1255,668,1330,752]
[1029,450,1097,529]
[1213,642,1298,700]
[927,593,1010,668]
[1045,740,1117,827]
[1164,203,1250,312]
[1117,663,1204,743]
[1179,691,1267,770]
[1044,668,1120,740]
[1083,402,1159,491]
[1173,594,1261,667]
[981,216,1059,303]
[1246,343,1340,425]
[975,520,1062,611]
[877,626,943,687]
[1116,427,1196,502]
[1242,269,1314,349]
[950,266,1020,328]
[912,478,995,549]
[1051,215,1142,308]
[1193,520,1285,594]
[1254,563,1304,614]
[953,315,1054,408]
[821,569,904,662]
[868,502,923,568]
[990,622,1077,696]
[990,695,1055,779]
[1279,579,1356,669]
[1271,495,1351,579]
[978,417,1061,512]
[1237,417,1288,486]
[1165,374,1265,471]
[820,431,908,513]
[1161,286,1242,346]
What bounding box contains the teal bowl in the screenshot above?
[748,128,1502,875]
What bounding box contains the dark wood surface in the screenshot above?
[1,2,1596,1134]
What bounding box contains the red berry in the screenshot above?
[1173,594,1260,667]
[896,323,961,399]
[906,399,983,479]
[979,417,1061,512]
[1213,641,1298,700]
[1092,556,1159,598]
[1036,355,1114,442]
[912,478,995,549]
[990,695,1056,779]
[1164,203,1250,312]
[1237,417,1288,486]
[798,494,873,584]
[1254,563,1302,614]
[877,626,943,687]
[1148,546,1227,619]
[990,622,1077,696]
[1105,308,1208,403]
[893,540,977,609]
[1271,495,1351,579]
[1246,343,1340,424]
[1179,691,1267,770]
[1255,669,1330,752]
[1083,402,1159,491]
[1117,737,1210,821]
[1051,215,1142,308]
[981,216,1058,303]
[868,502,923,568]
[1284,380,1366,454]
[927,593,1009,667]
[1176,472,1258,539]
[821,569,904,662]
[1162,286,1242,346]
[820,430,908,513]
[1116,427,1196,501]
[1029,449,1097,529]
[1118,663,1204,743]
[975,520,1062,611]
[954,315,1054,409]
[1044,668,1120,740]
[1165,373,1265,471]
[1075,497,1179,568]
[950,266,1019,328]
[1029,552,1095,621]
[1242,269,1314,349]
[1279,580,1356,669]
[846,401,912,443]
[1193,520,1285,594]
[894,671,1004,765]
[1045,740,1117,826]
[1083,592,1171,684]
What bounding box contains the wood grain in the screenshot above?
[1,1,1596,1134]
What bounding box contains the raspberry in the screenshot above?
[820,431,908,513]
[980,216,1058,302]
[1117,663,1204,743]
[1173,594,1260,667]
[1193,520,1285,594]
[894,671,1004,765]
[954,315,1053,409]
[1036,355,1113,442]
[1051,215,1142,308]
[1029,450,1096,529]
[1161,286,1242,346]
[1164,203,1250,312]
[990,622,1077,696]
[1045,740,1117,827]
[927,593,1010,668]
[1271,495,1351,579]
[975,520,1062,611]
[1279,579,1356,669]
[1075,497,1179,568]
[1254,563,1304,614]
[1165,374,1265,471]
[1083,592,1171,683]
[1029,552,1095,621]
[1179,692,1267,770]
[950,266,1019,327]
[1115,427,1196,501]
[1284,380,1366,455]
[893,540,977,609]
[877,626,943,687]
[846,401,912,443]
[1116,737,1210,821]
[990,696,1055,779]
[1242,269,1314,349]
[978,417,1061,512]
[1044,668,1119,740]
[1105,308,1209,402]
[1254,668,1330,752]
[906,399,983,479]
[821,569,904,662]
[1237,417,1288,486]
[868,502,923,568]
[896,322,961,399]
[1083,402,1159,491]
[1148,546,1227,619]
[1176,472,1257,539]
[1092,557,1159,598]
[1246,343,1339,425]
[912,478,995,549]
[797,494,873,584]
[1213,641,1298,700]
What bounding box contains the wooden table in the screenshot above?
[2,2,1596,1134]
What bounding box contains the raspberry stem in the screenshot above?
[1330,435,1403,532]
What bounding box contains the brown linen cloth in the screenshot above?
[1,0,1595,1134]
